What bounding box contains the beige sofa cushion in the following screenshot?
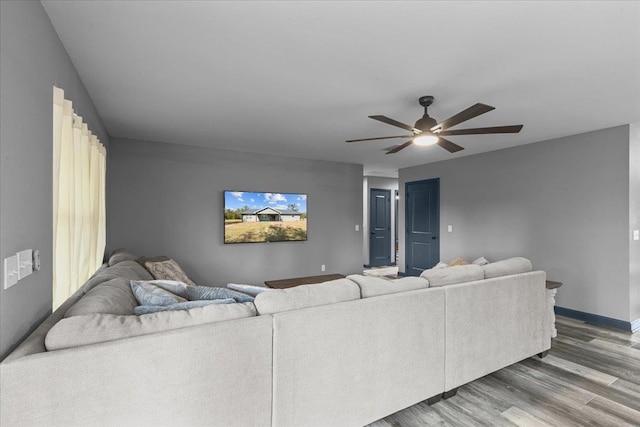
[482,257,532,279]
[420,264,484,287]
[254,278,360,315]
[347,274,428,298]
[45,302,257,350]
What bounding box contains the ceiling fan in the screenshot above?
[346,96,523,154]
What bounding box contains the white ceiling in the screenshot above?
[42,1,640,177]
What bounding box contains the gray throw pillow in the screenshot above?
[187,286,255,303]
[134,299,235,314]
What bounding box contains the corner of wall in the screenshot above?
[629,123,640,321]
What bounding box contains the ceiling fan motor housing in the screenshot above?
[416,95,437,132]
[415,115,437,132]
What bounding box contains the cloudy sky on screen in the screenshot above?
[224,191,307,212]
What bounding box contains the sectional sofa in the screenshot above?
[0,250,551,427]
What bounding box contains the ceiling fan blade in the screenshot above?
[346,134,414,143]
[438,125,523,136]
[437,137,464,153]
[369,115,420,133]
[431,103,495,132]
[385,140,413,154]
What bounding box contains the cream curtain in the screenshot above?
[53,86,106,310]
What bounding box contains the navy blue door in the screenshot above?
[369,189,391,267]
[405,179,439,276]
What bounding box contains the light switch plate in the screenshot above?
[634,230,640,241]
[447,225,453,232]
[17,249,33,280]
[4,255,19,289]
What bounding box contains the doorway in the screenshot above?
[369,188,392,267]
[405,178,440,276]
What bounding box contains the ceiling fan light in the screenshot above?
[413,134,439,146]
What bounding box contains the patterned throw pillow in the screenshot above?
[472,256,490,266]
[143,259,196,286]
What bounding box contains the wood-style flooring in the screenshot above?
[368,315,640,426]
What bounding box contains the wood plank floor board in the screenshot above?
[551,340,640,385]
[431,389,516,427]
[536,353,618,385]
[520,358,640,413]
[503,362,597,405]
[586,395,640,426]
[588,338,640,360]
[467,376,586,427]
[491,366,632,426]
[366,316,640,426]
[554,335,640,368]
[500,406,553,427]
[555,317,640,344]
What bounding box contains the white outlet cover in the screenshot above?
[17,249,33,280]
[634,230,640,241]
[4,255,19,289]
[447,225,453,232]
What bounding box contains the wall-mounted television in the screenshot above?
[224,191,308,244]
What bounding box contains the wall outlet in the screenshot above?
[321,264,326,272]
[355,224,359,231]
[447,225,453,232]
[17,249,33,280]
[4,255,19,290]
[634,230,640,241]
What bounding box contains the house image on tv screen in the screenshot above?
[242,207,301,222]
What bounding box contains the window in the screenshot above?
[52,87,106,310]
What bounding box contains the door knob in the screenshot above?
[432,236,437,240]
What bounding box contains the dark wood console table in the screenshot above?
[265,273,345,289]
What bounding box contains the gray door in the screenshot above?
[405,179,439,276]
[369,188,391,267]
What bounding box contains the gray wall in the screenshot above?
[399,126,632,322]
[630,123,640,323]
[0,1,110,358]
[363,176,398,266]
[108,138,363,286]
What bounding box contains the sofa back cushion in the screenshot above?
[65,277,139,317]
[347,274,428,298]
[108,248,139,266]
[254,278,360,315]
[45,302,257,350]
[482,257,532,279]
[83,260,153,293]
[420,264,484,287]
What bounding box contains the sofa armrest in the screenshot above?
[1,316,273,427]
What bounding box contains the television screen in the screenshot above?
[224,191,308,244]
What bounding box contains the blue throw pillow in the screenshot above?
[134,298,235,314]
[227,283,272,297]
[186,286,255,303]
[130,281,187,306]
